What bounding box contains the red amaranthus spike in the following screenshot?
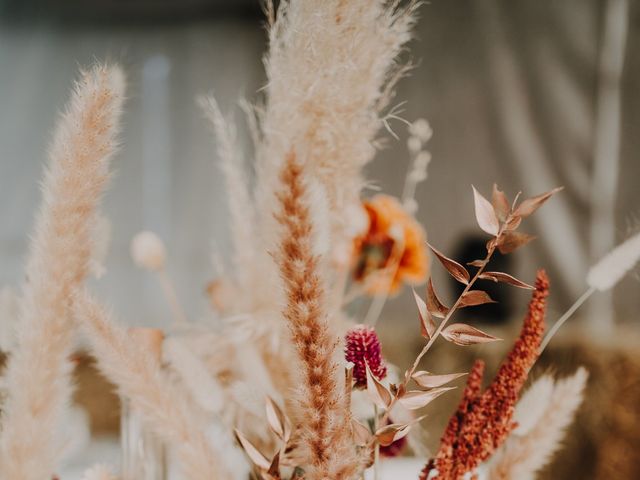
[345,324,387,388]
[422,269,549,480]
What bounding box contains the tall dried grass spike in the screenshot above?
[73,291,232,480]
[275,152,361,479]
[0,64,125,480]
[256,0,419,254]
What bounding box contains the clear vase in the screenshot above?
[121,399,167,480]
[121,328,167,480]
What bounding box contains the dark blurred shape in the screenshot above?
[450,234,514,324]
[0,0,262,24]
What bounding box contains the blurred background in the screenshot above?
[0,0,639,478]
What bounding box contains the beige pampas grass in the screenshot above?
[81,464,119,480]
[0,64,125,480]
[487,367,589,480]
[255,0,419,254]
[200,96,256,293]
[275,153,361,480]
[73,291,232,480]
[587,231,640,291]
[163,335,225,415]
[541,231,640,352]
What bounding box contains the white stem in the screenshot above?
[156,269,188,326]
[363,264,399,327]
[539,287,596,354]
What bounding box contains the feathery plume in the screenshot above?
[275,153,361,479]
[163,336,225,415]
[541,231,640,353]
[487,368,588,480]
[425,270,549,479]
[0,64,125,480]
[200,96,256,291]
[345,324,387,388]
[73,291,232,480]
[81,464,119,480]
[587,231,640,291]
[256,0,419,254]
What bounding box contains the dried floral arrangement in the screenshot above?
[1,2,640,480]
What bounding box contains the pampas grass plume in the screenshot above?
[73,290,232,480]
[587,231,640,291]
[276,153,361,480]
[199,96,255,290]
[488,368,589,480]
[0,64,125,480]
[163,336,225,415]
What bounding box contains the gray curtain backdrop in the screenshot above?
[1,0,638,331]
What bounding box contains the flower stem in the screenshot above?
[373,404,380,480]
[156,269,188,326]
[378,243,496,428]
[538,286,596,354]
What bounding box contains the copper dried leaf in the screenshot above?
[479,271,534,289]
[426,278,449,318]
[441,323,502,346]
[492,184,511,222]
[265,396,290,442]
[505,215,522,231]
[412,371,467,389]
[472,186,500,236]
[467,259,486,268]
[513,186,563,218]
[497,231,536,254]
[366,362,392,409]
[235,429,271,470]
[397,387,456,410]
[267,452,281,479]
[375,423,412,447]
[351,419,372,445]
[459,290,496,307]
[428,243,470,285]
[413,289,436,339]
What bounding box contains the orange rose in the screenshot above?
[352,195,429,295]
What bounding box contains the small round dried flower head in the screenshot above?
[345,324,387,388]
[409,118,433,143]
[131,231,166,271]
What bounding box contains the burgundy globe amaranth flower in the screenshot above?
[345,324,387,388]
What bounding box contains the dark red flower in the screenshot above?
[345,324,387,388]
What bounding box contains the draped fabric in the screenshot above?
[1,0,638,328]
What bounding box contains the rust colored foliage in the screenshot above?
[421,270,549,480]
